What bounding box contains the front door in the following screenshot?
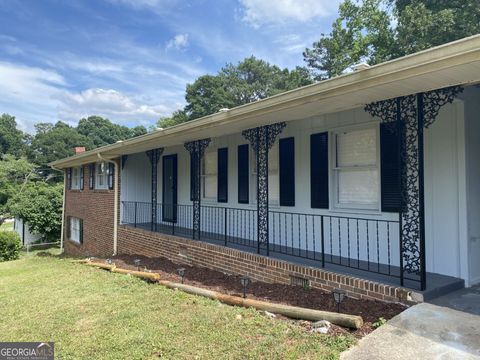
[162,154,177,222]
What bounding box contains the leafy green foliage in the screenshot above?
[0,155,36,215]
[28,121,93,166]
[0,114,28,157]
[7,182,63,242]
[304,0,480,79]
[77,116,147,148]
[0,231,21,261]
[159,56,313,127]
[372,317,387,328]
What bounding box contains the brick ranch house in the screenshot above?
[50,35,480,304]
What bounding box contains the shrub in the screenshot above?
[0,231,22,262]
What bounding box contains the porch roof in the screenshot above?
[50,34,480,169]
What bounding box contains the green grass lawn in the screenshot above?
[0,252,355,359]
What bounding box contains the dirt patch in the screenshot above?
[106,254,406,337]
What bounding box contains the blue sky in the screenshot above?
[0,0,340,133]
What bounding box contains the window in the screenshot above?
[95,162,108,189]
[202,151,217,200]
[71,167,81,189]
[333,127,379,210]
[252,143,279,204]
[69,217,83,244]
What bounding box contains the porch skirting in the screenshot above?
[118,225,417,304]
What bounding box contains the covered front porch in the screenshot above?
[119,84,475,297]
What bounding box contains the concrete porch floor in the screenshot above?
[429,285,480,315]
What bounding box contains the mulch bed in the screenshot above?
[105,254,407,337]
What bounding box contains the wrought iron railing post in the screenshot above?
[320,215,325,268]
[146,148,164,233]
[242,122,286,256]
[365,85,462,290]
[184,139,211,240]
[134,202,137,228]
[224,207,228,247]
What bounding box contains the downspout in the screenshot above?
[51,165,66,254]
[97,153,119,256]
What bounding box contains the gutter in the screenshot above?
[97,153,119,256]
[50,165,66,254]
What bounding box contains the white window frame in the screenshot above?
[69,217,81,244]
[71,167,81,190]
[95,162,108,190]
[201,150,217,201]
[331,125,381,211]
[251,143,280,205]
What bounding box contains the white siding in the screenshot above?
[464,87,480,286]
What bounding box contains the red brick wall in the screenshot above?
[63,160,119,257]
[117,225,414,303]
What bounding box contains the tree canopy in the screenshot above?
[303,0,480,80]
[158,56,312,127]
[0,114,28,157]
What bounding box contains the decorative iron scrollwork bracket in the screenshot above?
[146,148,164,231]
[184,139,211,240]
[242,122,286,255]
[365,85,462,290]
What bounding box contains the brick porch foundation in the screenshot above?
[118,225,416,304]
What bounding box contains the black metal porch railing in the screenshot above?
[121,201,401,283]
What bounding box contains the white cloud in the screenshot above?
[166,33,189,50]
[239,0,339,27]
[0,62,67,131]
[56,88,173,124]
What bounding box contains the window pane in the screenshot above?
[337,128,376,167]
[337,169,378,205]
[203,152,217,175]
[203,176,217,198]
[269,173,279,202]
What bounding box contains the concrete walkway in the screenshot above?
[341,303,480,360]
[429,285,480,316]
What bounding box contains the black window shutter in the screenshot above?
[237,144,249,204]
[190,153,198,201]
[80,166,84,190]
[310,132,329,209]
[217,148,228,203]
[279,137,295,206]
[108,163,114,190]
[79,219,84,244]
[67,168,72,190]
[89,163,95,189]
[66,216,71,239]
[380,123,402,212]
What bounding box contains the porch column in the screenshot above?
[184,139,211,240]
[146,148,164,231]
[365,86,463,290]
[242,122,286,255]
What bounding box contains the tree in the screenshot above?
[0,114,27,157]
[304,0,480,79]
[161,56,313,126]
[28,121,93,166]
[77,116,147,148]
[0,155,37,216]
[7,182,63,242]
